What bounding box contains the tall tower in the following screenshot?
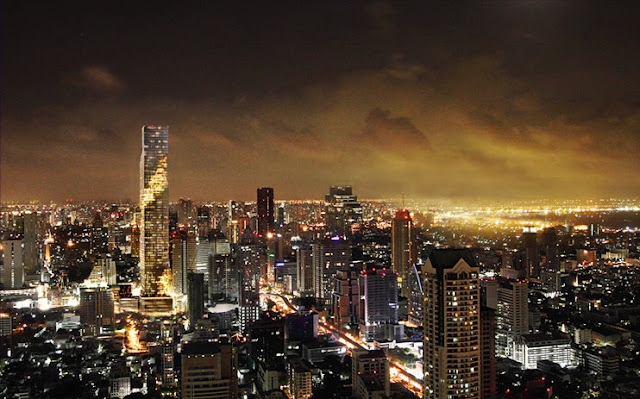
[257,187,275,238]
[423,249,480,399]
[392,209,415,300]
[23,212,39,277]
[1,240,24,289]
[171,229,196,296]
[139,125,172,315]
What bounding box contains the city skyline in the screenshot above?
[3,2,640,202]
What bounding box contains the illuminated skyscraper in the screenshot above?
[257,187,275,237]
[423,249,480,399]
[139,125,171,314]
[392,209,415,300]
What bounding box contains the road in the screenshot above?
[261,292,423,397]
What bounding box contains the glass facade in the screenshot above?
[140,125,170,297]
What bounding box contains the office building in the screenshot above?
[139,125,172,314]
[207,232,236,302]
[287,356,312,399]
[296,245,314,297]
[392,208,416,299]
[407,261,424,325]
[177,197,195,227]
[87,255,117,286]
[512,332,572,370]
[79,287,115,335]
[187,272,205,327]
[522,226,538,279]
[161,342,176,387]
[582,346,619,376]
[312,237,351,304]
[331,269,360,328]
[285,312,319,342]
[238,244,262,334]
[1,240,24,289]
[23,212,39,276]
[496,277,529,358]
[480,306,497,399]
[324,185,363,235]
[257,187,275,238]
[352,349,390,399]
[181,342,238,399]
[359,267,401,341]
[423,249,480,399]
[0,313,11,337]
[171,229,196,296]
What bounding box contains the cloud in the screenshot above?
[4,51,640,202]
[364,0,395,36]
[360,108,431,154]
[71,66,126,94]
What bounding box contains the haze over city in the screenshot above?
[3,1,640,202]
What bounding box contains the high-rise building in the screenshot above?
[522,226,539,279]
[359,267,401,341]
[1,240,24,289]
[392,209,416,300]
[324,185,362,235]
[312,237,351,304]
[284,312,319,342]
[87,255,117,286]
[407,261,424,325]
[23,212,39,276]
[257,187,275,238]
[139,125,172,314]
[480,306,497,399]
[187,272,205,328]
[161,342,177,387]
[177,197,195,227]
[181,342,238,399]
[79,287,115,335]
[249,318,285,369]
[238,244,262,333]
[496,277,529,358]
[277,205,285,229]
[171,229,197,296]
[207,232,236,302]
[196,206,211,238]
[296,245,314,297]
[423,249,480,399]
[331,269,360,328]
[352,349,390,399]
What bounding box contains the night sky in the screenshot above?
[2,1,640,202]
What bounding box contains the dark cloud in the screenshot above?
[70,66,126,94]
[2,1,640,202]
[360,108,431,154]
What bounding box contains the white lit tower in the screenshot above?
[139,125,172,315]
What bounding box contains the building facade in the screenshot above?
[423,249,481,399]
[139,125,172,313]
